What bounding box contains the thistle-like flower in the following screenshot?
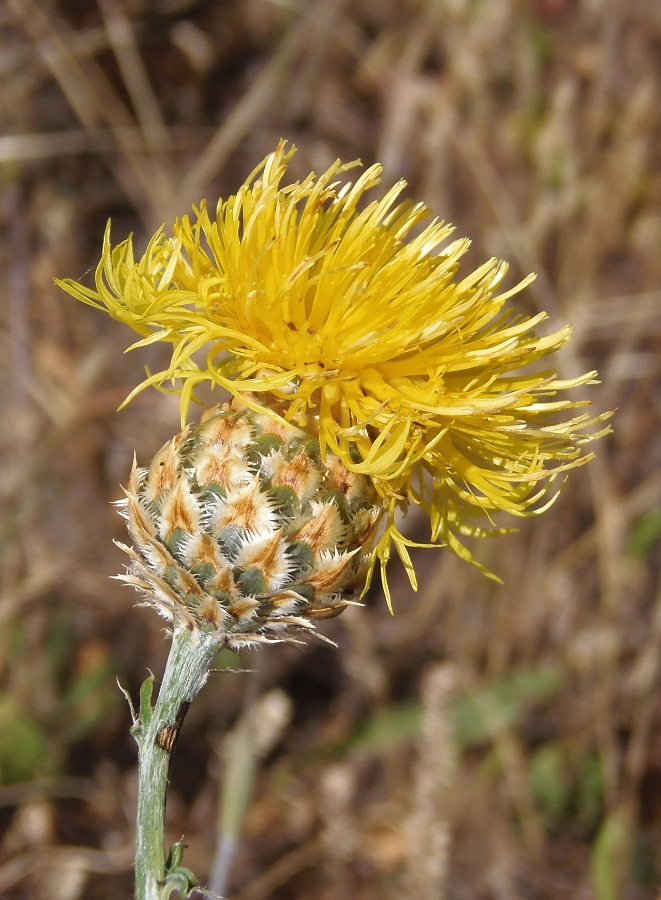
[58,141,609,632]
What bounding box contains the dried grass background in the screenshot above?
[1,0,660,897]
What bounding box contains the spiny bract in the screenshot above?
[117,400,380,646]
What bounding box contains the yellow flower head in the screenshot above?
[57,141,609,603]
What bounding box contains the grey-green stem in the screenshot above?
[133,624,221,900]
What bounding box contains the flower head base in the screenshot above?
[118,401,380,647]
[58,141,609,606]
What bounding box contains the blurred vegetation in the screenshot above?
[1,0,659,897]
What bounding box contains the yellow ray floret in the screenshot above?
[57,141,611,603]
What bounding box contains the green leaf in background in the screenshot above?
[627,509,661,558]
[530,742,571,822]
[0,695,49,783]
[576,752,604,833]
[349,701,421,755]
[630,826,661,888]
[345,665,564,757]
[60,657,119,744]
[591,808,629,900]
[452,666,564,748]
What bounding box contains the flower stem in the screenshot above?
[134,625,220,900]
